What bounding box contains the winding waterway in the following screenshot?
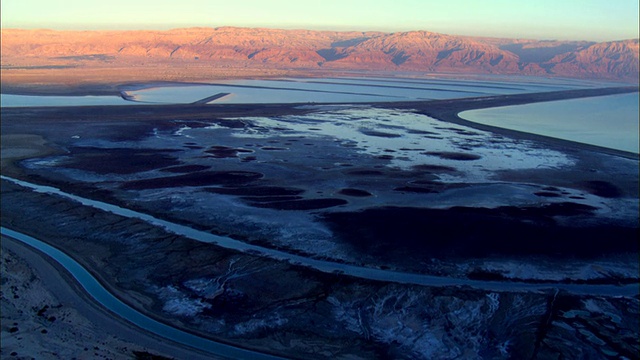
[0,227,283,360]
[2,175,637,297]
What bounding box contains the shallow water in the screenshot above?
[1,76,602,107]
[459,93,640,153]
[0,94,132,107]
[232,107,575,181]
[3,77,634,155]
[128,77,596,104]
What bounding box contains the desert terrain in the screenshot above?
[1,27,639,95]
[1,25,639,360]
[2,82,639,358]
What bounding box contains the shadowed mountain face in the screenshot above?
[1,27,638,81]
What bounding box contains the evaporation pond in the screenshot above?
[459,93,639,153]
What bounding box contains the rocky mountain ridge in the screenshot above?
[1,27,638,81]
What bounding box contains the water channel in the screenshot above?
[2,175,637,297]
[0,226,283,360]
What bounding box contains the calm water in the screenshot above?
[459,93,640,153]
[0,94,132,107]
[2,77,635,154]
[128,77,591,104]
[1,76,599,107]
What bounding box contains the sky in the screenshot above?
[1,0,638,41]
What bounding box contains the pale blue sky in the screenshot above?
[1,0,638,41]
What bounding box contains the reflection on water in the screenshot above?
[459,93,640,153]
[1,76,601,107]
[0,94,132,107]
[3,77,635,155]
[126,77,594,104]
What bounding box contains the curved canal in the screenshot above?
[2,175,637,297]
[0,226,284,359]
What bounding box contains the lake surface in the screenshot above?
[1,76,601,107]
[0,94,132,107]
[459,93,640,153]
[2,76,634,154]
[126,76,594,104]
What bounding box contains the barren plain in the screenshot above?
[1,26,639,360]
[2,80,639,359]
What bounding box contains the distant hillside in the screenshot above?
[1,27,638,82]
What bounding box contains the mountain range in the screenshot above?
[1,27,638,82]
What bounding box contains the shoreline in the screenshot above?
[378,86,640,160]
[2,82,638,358]
[2,73,636,97]
[3,177,636,358]
[2,84,638,160]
